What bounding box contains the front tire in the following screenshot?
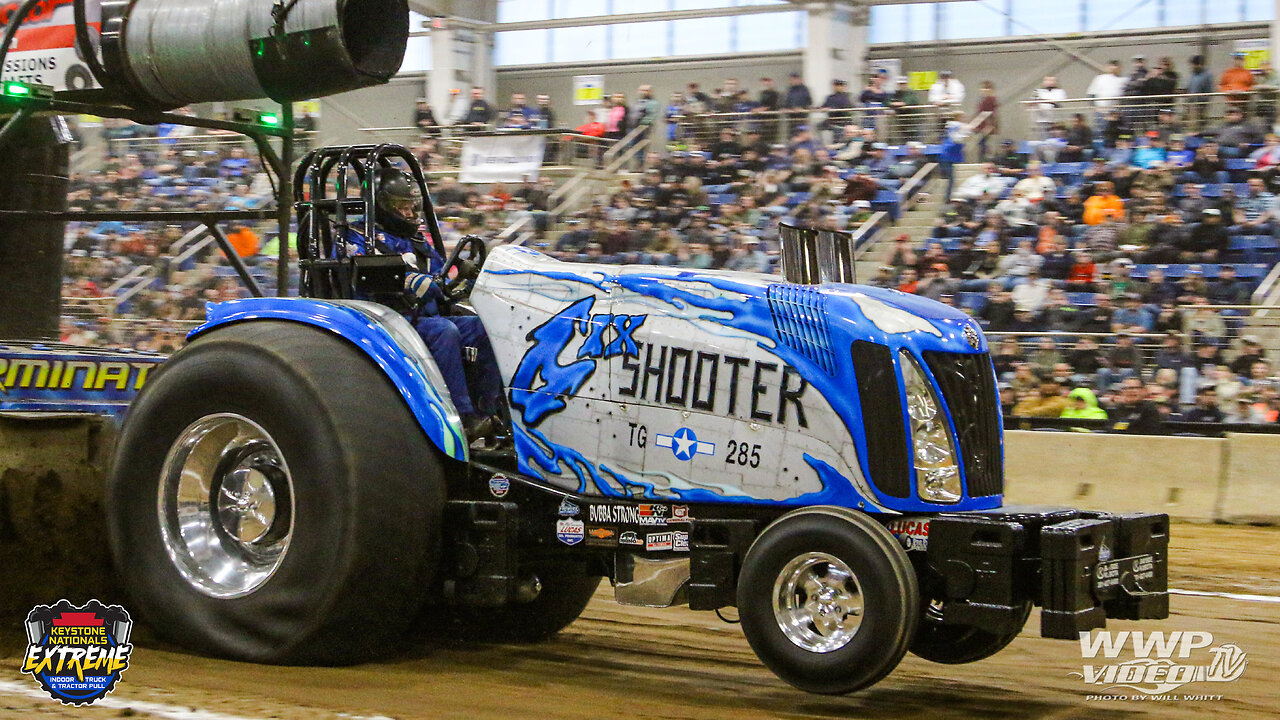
[737,508,920,694]
[108,321,445,664]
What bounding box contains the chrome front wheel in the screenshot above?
[772,552,865,653]
[158,414,295,599]
[737,508,919,694]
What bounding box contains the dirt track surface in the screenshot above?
[1,524,1276,720]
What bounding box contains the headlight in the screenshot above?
[901,351,961,503]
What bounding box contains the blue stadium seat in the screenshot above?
[957,292,987,311]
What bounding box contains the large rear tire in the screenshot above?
[737,508,919,694]
[107,321,445,664]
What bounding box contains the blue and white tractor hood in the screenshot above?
[470,246,1001,515]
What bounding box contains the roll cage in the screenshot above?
[293,143,448,299]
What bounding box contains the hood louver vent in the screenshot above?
[767,284,837,375]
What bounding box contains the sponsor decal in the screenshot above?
[21,599,134,706]
[557,498,580,517]
[488,475,510,498]
[585,526,617,546]
[654,427,715,461]
[673,530,689,552]
[619,531,642,546]
[646,532,674,551]
[670,505,692,523]
[1073,631,1247,701]
[885,517,930,552]
[556,518,584,546]
[0,356,155,396]
[588,503,668,526]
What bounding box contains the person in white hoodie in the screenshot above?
[928,70,966,107]
[1032,76,1068,138]
[1013,161,1058,202]
[1011,269,1052,312]
[1086,60,1127,125]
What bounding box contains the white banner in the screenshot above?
[458,135,546,184]
[1,0,101,91]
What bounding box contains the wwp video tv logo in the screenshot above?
[1072,630,1247,701]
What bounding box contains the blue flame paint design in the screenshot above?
[508,296,646,427]
[497,264,1002,513]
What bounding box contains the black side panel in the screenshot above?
[923,351,1004,497]
[850,341,910,498]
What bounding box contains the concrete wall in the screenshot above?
[1004,430,1280,523]
[316,75,429,148]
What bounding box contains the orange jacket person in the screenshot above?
[1083,182,1125,225]
[1219,53,1255,98]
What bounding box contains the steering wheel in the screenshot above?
[441,234,488,300]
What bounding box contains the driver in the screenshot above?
[343,167,503,440]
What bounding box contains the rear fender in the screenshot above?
[190,297,468,462]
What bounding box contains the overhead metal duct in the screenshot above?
[97,0,408,107]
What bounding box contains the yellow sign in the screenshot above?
[1236,39,1270,71]
[908,71,937,92]
[573,74,604,106]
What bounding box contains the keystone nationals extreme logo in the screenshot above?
[21,599,134,706]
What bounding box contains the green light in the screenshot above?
[4,83,31,97]
[258,112,281,127]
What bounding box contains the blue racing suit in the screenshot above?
[343,227,502,419]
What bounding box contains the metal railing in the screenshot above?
[665,105,955,148]
[58,313,202,348]
[356,126,621,172]
[1253,261,1280,309]
[987,303,1279,372]
[62,296,115,322]
[77,125,318,174]
[986,330,1170,367]
[1017,88,1278,136]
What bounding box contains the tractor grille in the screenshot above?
[922,351,1004,497]
[767,284,836,375]
[850,341,911,498]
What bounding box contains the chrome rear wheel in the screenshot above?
[158,414,294,599]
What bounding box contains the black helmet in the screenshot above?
[374,167,424,237]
